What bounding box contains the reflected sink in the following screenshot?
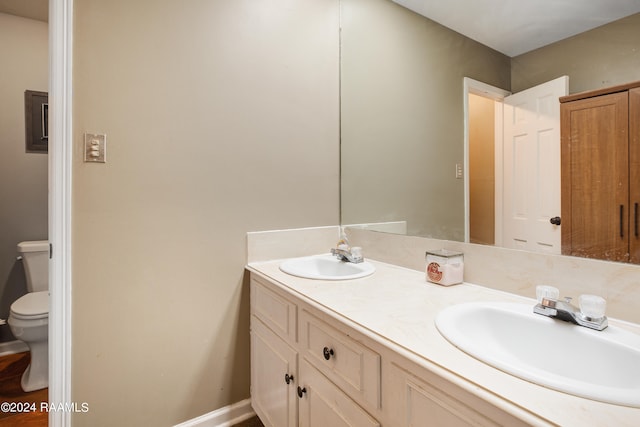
[435,302,640,407]
[279,254,375,280]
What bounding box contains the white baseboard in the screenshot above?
[174,398,256,427]
[0,340,29,356]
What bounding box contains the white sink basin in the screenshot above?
[279,254,375,280]
[435,302,640,407]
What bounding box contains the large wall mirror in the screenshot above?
[340,0,640,263]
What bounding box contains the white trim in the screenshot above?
[493,101,505,247]
[173,399,256,427]
[49,1,73,427]
[462,77,510,243]
[0,340,30,356]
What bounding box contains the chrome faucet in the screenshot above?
[330,246,364,263]
[533,286,608,331]
[331,231,364,263]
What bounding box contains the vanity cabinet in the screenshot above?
[250,272,538,427]
[560,82,640,263]
[250,275,381,427]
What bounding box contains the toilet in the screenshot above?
[8,240,49,392]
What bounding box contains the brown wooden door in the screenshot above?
[561,91,629,262]
[630,88,640,263]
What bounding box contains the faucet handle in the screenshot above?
[351,246,362,259]
[536,285,559,303]
[579,294,607,319]
[336,237,350,250]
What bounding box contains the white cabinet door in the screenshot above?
[298,359,379,427]
[251,317,298,427]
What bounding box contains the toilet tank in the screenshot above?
[17,241,49,293]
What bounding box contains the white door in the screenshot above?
[501,76,568,253]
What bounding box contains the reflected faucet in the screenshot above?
[533,286,608,331]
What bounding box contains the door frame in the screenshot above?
[49,1,73,426]
[462,78,510,244]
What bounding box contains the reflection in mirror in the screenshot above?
[340,0,508,241]
[340,0,640,263]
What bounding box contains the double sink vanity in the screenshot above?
[246,227,640,427]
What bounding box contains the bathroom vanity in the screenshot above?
[247,256,640,427]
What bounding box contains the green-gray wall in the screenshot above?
[512,13,640,94]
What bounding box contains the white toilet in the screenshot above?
[8,240,49,392]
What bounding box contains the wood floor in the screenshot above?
[0,352,47,426]
[233,415,264,427]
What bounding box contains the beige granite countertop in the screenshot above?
[248,256,640,427]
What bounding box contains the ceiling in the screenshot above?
[3,0,640,55]
[0,0,47,22]
[393,0,640,56]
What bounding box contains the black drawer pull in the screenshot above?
[285,373,294,385]
[323,347,334,360]
[297,386,306,398]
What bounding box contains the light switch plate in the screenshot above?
[84,132,106,163]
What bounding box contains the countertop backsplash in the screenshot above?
[247,225,640,324]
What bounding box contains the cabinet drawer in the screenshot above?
[251,276,297,343]
[300,309,380,409]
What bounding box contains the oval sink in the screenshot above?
[279,254,375,280]
[435,302,640,407]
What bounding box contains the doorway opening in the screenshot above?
[464,76,568,254]
[463,78,509,245]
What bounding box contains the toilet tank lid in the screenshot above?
[17,241,49,253]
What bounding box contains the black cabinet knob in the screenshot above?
[285,373,294,385]
[550,216,561,226]
[297,386,307,398]
[323,347,334,360]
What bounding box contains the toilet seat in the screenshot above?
[10,291,49,320]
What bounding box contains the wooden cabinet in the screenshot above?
[250,275,380,427]
[250,272,540,426]
[560,82,640,263]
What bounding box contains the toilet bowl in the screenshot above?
[7,240,49,392]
